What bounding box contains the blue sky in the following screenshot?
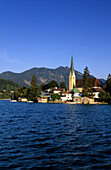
[0,0,111,79]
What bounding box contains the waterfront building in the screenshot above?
[18,97,28,102]
[61,92,72,102]
[37,96,49,103]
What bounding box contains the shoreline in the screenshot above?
[0,99,11,100]
[10,100,109,105]
[0,99,109,105]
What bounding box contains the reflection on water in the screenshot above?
[0,100,111,169]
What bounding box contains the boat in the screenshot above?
[65,101,75,104]
[10,100,17,102]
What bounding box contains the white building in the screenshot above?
[61,92,72,102]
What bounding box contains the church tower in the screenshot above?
[69,56,76,91]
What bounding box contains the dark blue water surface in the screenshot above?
[0,100,111,169]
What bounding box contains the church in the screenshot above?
[69,56,80,96]
[69,56,104,98]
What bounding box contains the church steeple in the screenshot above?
[69,56,76,91]
[70,56,74,76]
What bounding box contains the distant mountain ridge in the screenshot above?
[0,67,106,88]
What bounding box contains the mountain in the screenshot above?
[0,67,82,88]
[98,79,106,87]
[0,67,106,88]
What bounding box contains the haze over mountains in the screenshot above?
[0,67,106,88]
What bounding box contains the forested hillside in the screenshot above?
[0,79,20,99]
[0,67,106,88]
[0,67,83,88]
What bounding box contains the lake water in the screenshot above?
[0,100,111,169]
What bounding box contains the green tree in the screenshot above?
[99,91,111,104]
[104,74,111,96]
[82,66,92,97]
[37,84,42,96]
[14,86,29,100]
[29,74,37,101]
[0,79,20,99]
[60,82,67,91]
[51,94,60,101]
[48,80,58,88]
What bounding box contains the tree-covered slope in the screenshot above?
[0,79,20,99]
[0,67,83,88]
[0,67,106,88]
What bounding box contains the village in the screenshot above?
[16,56,106,104]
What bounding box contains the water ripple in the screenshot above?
[0,101,111,169]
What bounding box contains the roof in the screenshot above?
[45,87,64,92]
[76,78,102,88]
[92,88,104,92]
[40,95,50,98]
[71,88,80,93]
[52,88,63,91]
[62,92,71,94]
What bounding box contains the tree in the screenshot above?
[37,84,42,96]
[42,84,49,91]
[99,91,111,104]
[51,94,60,101]
[48,80,58,88]
[60,82,67,91]
[14,86,29,100]
[82,66,92,97]
[29,74,37,101]
[41,81,59,91]
[104,74,111,96]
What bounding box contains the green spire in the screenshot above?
[70,56,74,75]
